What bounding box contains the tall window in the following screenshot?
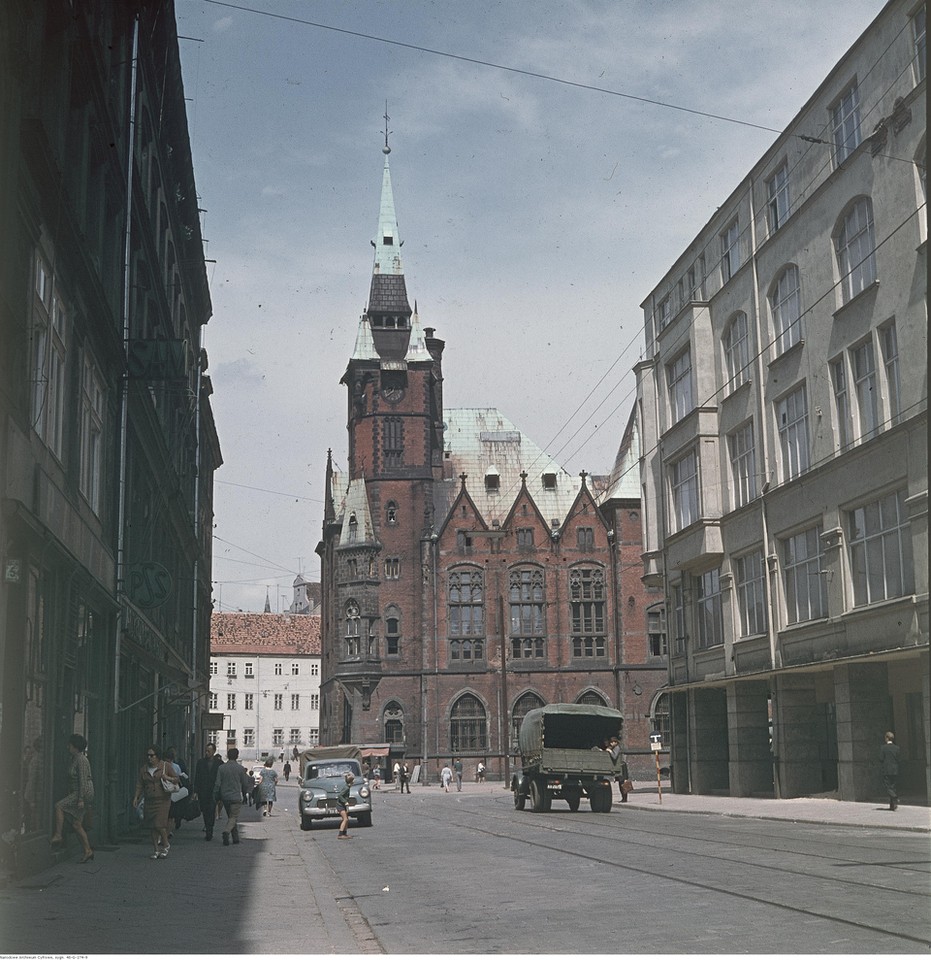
[450,694,487,751]
[511,692,545,750]
[569,567,606,657]
[384,557,400,579]
[291,694,300,710]
[310,694,319,710]
[770,266,802,354]
[848,489,913,605]
[880,323,901,425]
[210,660,218,676]
[383,418,403,467]
[209,692,218,710]
[670,449,699,531]
[243,729,255,747]
[672,582,687,655]
[31,251,68,459]
[777,385,810,480]
[852,340,878,441]
[274,694,283,710]
[226,662,236,677]
[227,693,236,710]
[385,606,401,656]
[657,295,671,330]
[384,702,404,744]
[832,81,862,165]
[914,5,927,82]
[783,526,827,624]
[509,568,545,659]
[766,162,790,234]
[735,550,767,638]
[345,600,361,658]
[386,501,398,524]
[273,728,283,746]
[836,198,876,302]
[695,568,723,649]
[79,355,105,514]
[516,528,534,548]
[244,662,254,678]
[291,662,299,675]
[290,728,301,744]
[728,422,757,509]
[244,693,254,711]
[646,603,667,657]
[720,219,740,283]
[274,662,282,676]
[723,311,751,391]
[576,527,594,550]
[831,359,852,450]
[448,569,485,661]
[667,349,693,424]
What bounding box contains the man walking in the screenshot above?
[453,757,463,792]
[214,747,253,845]
[192,742,223,840]
[880,731,901,810]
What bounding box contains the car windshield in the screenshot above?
[305,761,361,780]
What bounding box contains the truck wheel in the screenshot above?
[601,788,613,813]
[513,790,526,810]
[530,779,546,813]
[300,815,313,831]
[565,791,581,812]
[589,789,603,812]
[540,789,552,813]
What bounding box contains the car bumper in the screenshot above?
[299,799,373,820]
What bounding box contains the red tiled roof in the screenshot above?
[210,612,321,656]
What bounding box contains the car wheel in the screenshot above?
[513,790,526,810]
[530,779,546,813]
[356,812,373,827]
[300,815,313,831]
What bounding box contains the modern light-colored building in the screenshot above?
[209,612,321,761]
[636,0,927,802]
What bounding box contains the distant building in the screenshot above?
[290,575,321,615]
[316,142,665,780]
[636,0,927,801]
[209,612,322,762]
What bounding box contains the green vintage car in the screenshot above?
[298,747,373,830]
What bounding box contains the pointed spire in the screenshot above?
[373,144,403,277]
[264,587,271,613]
[405,304,430,361]
[351,314,377,360]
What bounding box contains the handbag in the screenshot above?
[161,762,180,794]
[171,785,189,802]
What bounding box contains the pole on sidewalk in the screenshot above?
[655,750,663,805]
[649,731,663,805]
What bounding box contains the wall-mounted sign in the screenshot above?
[128,340,187,380]
[126,561,172,608]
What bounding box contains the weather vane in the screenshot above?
[383,101,391,155]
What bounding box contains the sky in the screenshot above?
[173,0,886,614]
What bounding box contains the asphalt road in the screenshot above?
[1,780,928,955]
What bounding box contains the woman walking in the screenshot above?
[49,734,95,863]
[257,757,278,816]
[132,745,178,859]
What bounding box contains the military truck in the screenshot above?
[510,703,622,813]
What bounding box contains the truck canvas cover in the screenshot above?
[518,704,623,774]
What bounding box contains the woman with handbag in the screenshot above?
[132,745,178,859]
[49,734,95,863]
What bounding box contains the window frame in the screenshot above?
[777,384,810,481]
[880,322,901,426]
[669,448,699,531]
[831,80,862,166]
[666,348,694,424]
[836,198,876,303]
[782,525,828,624]
[727,421,758,509]
[723,311,751,391]
[695,567,724,649]
[831,357,853,451]
[766,162,790,234]
[79,352,105,514]
[569,566,607,658]
[735,550,768,638]
[448,567,485,662]
[852,338,879,442]
[847,489,914,606]
[720,219,740,283]
[509,567,546,660]
[770,265,803,354]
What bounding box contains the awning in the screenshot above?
[359,744,391,758]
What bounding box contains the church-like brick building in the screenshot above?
[317,140,666,782]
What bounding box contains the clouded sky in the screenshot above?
[174,0,885,613]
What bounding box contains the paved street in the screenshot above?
[1,780,928,954]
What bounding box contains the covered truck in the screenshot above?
[511,703,623,813]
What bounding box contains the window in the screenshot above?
[289,728,300,743]
[383,417,402,467]
[384,557,400,579]
[209,692,218,710]
[31,251,68,459]
[347,558,358,579]
[728,422,758,508]
[646,603,667,657]
[723,312,751,391]
[770,266,802,353]
[484,472,500,492]
[511,692,545,749]
[777,385,810,480]
[509,568,545,659]
[385,606,401,656]
[273,728,283,746]
[244,693,254,711]
[576,527,594,550]
[450,694,487,751]
[914,5,927,82]
[569,567,606,658]
[735,550,767,638]
[766,162,790,233]
[836,198,876,302]
[291,662,299,676]
[274,694,283,710]
[79,354,105,513]
[657,295,671,330]
[852,340,878,441]
[720,219,740,283]
[311,663,319,677]
[576,690,607,707]
[309,728,319,745]
[448,569,485,661]
[274,662,282,676]
[542,472,557,490]
[456,531,473,553]
[227,693,236,711]
[695,567,723,649]
[347,513,358,543]
[517,528,534,548]
[244,662,254,678]
[310,694,319,710]
[832,81,862,165]
[384,702,404,744]
[848,489,913,605]
[243,728,255,747]
[226,662,236,677]
[667,349,693,424]
[880,323,901,425]
[672,582,686,655]
[345,600,361,658]
[783,526,827,624]
[210,660,217,676]
[670,449,699,531]
[291,694,300,710]
[386,501,398,524]
[653,694,671,747]
[831,359,853,450]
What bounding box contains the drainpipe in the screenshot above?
[189,329,203,754]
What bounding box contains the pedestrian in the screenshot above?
[257,757,278,816]
[214,747,253,846]
[132,745,178,859]
[165,746,189,833]
[401,762,411,793]
[440,763,453,792]
[453,757,463,791]
[393,760,401,788]
[336,772,354,839]
[880,731,901,811]
[476,761,486,784]
[192,742,223,841]
[607,736,631,802]
[372,765,381,789]
[48,734,95,863]
[283,761,291,782]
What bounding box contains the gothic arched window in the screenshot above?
[511,691,544,749]
[450,694,487,752]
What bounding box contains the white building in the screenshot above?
[636,0,926,802]
[209,612,321,761]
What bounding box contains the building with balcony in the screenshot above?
[636,0,926,802]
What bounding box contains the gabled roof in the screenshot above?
[338,477,378,547]
[599,405,640,503]
[210,612,321,656]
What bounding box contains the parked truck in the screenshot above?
[510,703,623,813]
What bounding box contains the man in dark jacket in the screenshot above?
[192,743,223,840]
[880,731,901,810]
[214,747,253,845]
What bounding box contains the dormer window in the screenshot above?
[383,235,393,245]
[542,472,557,490]
[485,469,500,492]
[347,512,358,542]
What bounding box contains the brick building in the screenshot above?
[317,143,666,781]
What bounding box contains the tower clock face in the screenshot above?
[382,387,404,403]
